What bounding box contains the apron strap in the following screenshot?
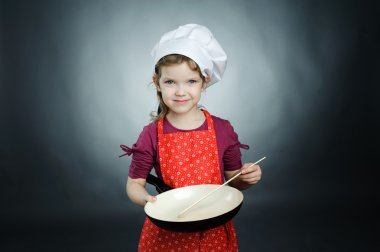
[202,109,214,131]
[157,117,164,135]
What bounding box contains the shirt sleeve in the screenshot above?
[128,123,157,179]
[222,120,249,171]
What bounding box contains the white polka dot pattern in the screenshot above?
[158,112,221,189]
[138,110,238,251]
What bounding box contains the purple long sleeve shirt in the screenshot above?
[128,114,249,180]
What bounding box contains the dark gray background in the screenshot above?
[1,0,379,251]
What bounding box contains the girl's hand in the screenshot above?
[240,163,262,185]
[127,177,157,207]
[144,195,157,204]
[225,163,262,190]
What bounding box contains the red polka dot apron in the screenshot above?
[138,110,238,252]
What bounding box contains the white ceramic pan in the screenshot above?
[144,176,243,232]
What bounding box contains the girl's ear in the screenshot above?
[202,76,211,90]
[152,74,161,91]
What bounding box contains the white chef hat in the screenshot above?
[151,24,227,87]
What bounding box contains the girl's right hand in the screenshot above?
[145,195,157,203]
[127,176,157,207]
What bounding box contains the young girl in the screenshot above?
[121,24,262,252]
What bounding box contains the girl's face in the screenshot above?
[155,62,209,117]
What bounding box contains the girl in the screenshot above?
[121,24,262,252]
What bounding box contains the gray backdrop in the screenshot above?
[1,0,379,251]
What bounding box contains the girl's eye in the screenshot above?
[189,79,197,84]
[165,80,174,84]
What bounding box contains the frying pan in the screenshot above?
[145,174,243,232]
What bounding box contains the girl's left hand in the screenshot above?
[225,163,262,190]
[239,163,262,185]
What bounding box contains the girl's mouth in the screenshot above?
[174,100,189,104]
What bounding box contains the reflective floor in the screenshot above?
[2,204,377,252]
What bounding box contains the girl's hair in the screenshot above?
[151,54,206,121]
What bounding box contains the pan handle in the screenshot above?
[146,174,173,193]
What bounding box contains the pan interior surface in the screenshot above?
[144,184,243,222]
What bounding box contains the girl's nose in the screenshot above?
[175,83,186,96]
